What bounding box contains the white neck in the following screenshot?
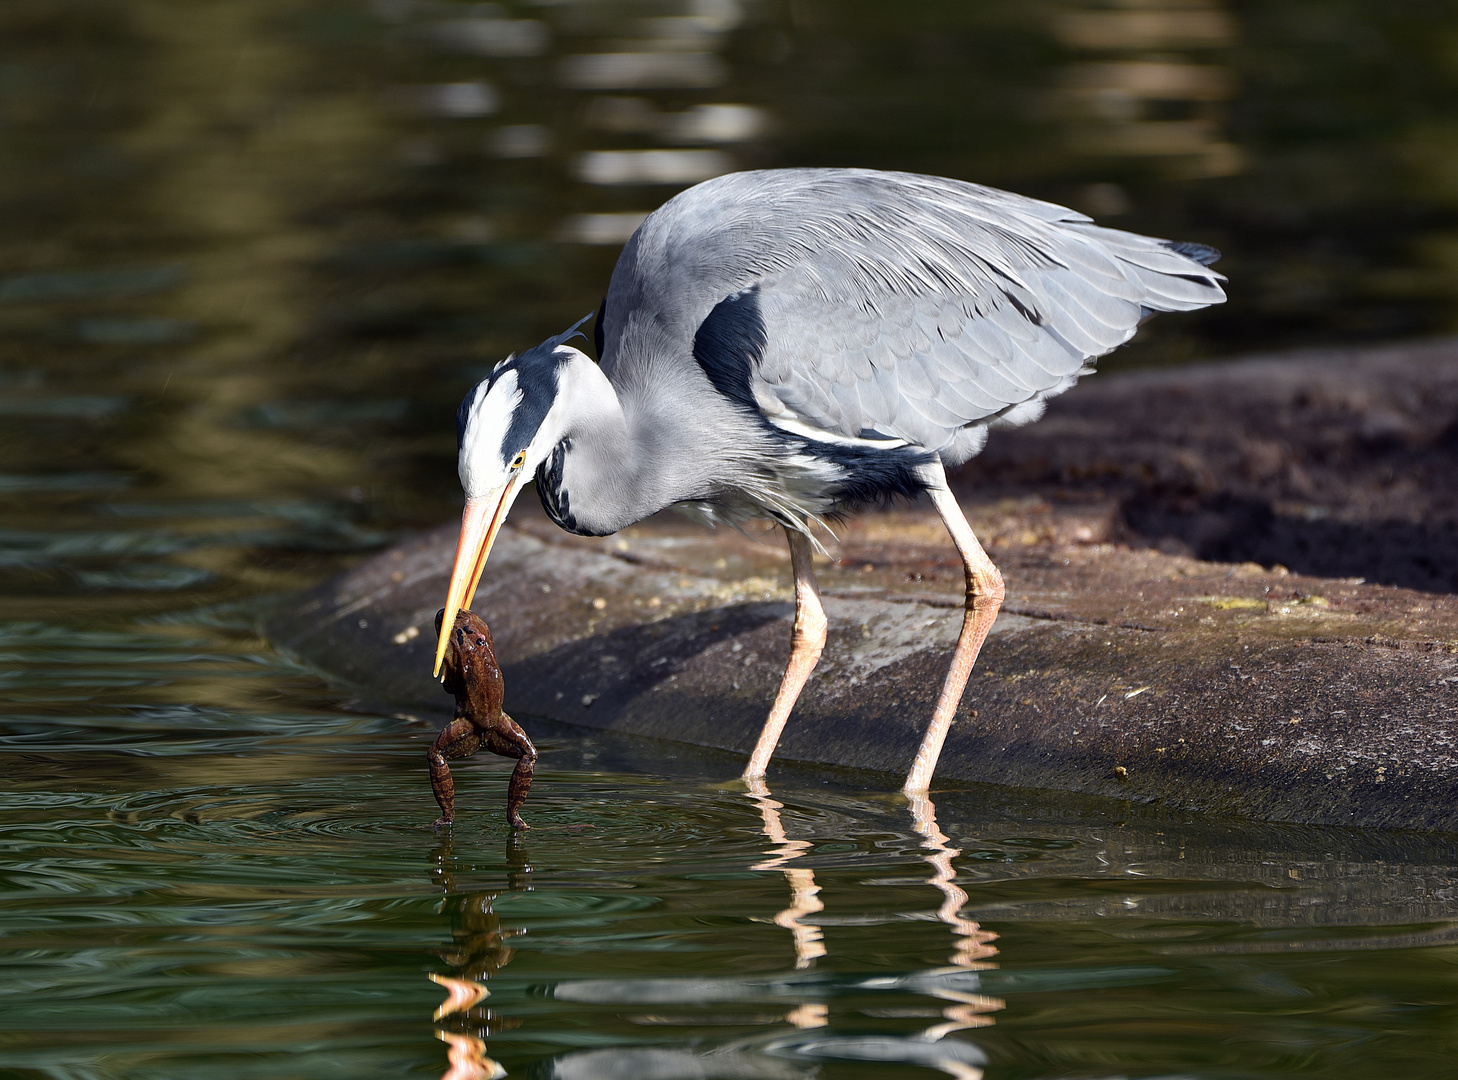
[540,350,781,535]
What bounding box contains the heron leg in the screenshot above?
[904,467,1004,795]
[743,526,827,781]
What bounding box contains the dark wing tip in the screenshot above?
[1164,240,1222,267]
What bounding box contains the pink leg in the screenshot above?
[743,527,827,781]
[904,463,1005,795]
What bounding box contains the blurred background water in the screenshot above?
[6,1,1458,1077]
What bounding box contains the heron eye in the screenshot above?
[510,450,527,470]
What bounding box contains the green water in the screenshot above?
[6,1,1458,1076]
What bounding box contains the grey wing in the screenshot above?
[620,169,1225,465]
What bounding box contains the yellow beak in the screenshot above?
[432,475,523,676]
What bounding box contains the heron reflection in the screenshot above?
[437,1030,504,1080]
[743,780,1004,1073]
[427,789,1005,1078]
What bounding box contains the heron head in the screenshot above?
[434,318,594,675]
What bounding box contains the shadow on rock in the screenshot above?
[500,600,790,740]
[1121,491,1458,593]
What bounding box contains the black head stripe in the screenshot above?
[500,372,551,464]
[472,323,586,465]
[496,341,573,463]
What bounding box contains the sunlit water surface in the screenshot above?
[6,1,1458,1077]
[8,615,1458,1079]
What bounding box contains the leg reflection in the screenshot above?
[746,779,827,973]
[907,792,1000,971]
[906,791,1004,1049]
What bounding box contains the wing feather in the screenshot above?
[939,334,1031,404]
[854,368,894,426]
[607,168,1226,462]
[891,349,937,398]
[902,392,972,430]
[985,307,1083,377]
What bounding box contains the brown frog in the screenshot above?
[431,608,536,829]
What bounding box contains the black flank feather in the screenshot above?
[694,284,934,511]
[692,286,764,412]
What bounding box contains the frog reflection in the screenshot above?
[428,835,532,1079]
[431,834,530,999]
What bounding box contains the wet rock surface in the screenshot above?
[268,341,1458,831]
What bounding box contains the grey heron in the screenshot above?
[434,168,1225,794]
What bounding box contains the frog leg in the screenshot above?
[482,714,537,830]
[429,719,484,829]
